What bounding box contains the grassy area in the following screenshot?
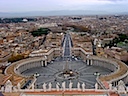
[117,42,128,50]
[104,34,128,48]
[117,42,125,46]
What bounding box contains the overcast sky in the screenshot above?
[0,0,128,13]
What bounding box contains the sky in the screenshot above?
[0,0,128,13]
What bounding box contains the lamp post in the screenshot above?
[93,72,100,77]
[33,72,40,78]
[94,72,100,90]
[33,72,40,88]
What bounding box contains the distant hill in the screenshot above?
[0,10,128,17]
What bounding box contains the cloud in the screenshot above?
[99,0,127,2]
[57,0,113,6]
[0,0,128,12]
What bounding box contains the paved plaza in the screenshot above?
[22,57,111,89]
[22,34,111,89]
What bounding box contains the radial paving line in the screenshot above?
[47,66,58,73]
[79,78,95,84]
[78,66,93,72]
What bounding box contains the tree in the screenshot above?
[31,28,50,37]
[118,34,128,41]
[8,54,24,63]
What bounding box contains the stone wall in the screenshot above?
[72,47,128,87]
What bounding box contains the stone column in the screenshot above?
[113,82,115,87]
[115,81,117,87]
[41,60,45,67]
[90,59,93,65]
[87,59,89,65]
[45,60,47,66]
[116,81,118,86]
[114,82,116,87]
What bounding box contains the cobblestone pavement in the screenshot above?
[22,34,112,89]
[22,57,111,89]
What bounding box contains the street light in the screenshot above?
[33,72,40,89]
[93,72,101,77]
[33,72,40,78]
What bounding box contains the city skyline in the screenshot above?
[0,0,128,13]
[0,1,128,94]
